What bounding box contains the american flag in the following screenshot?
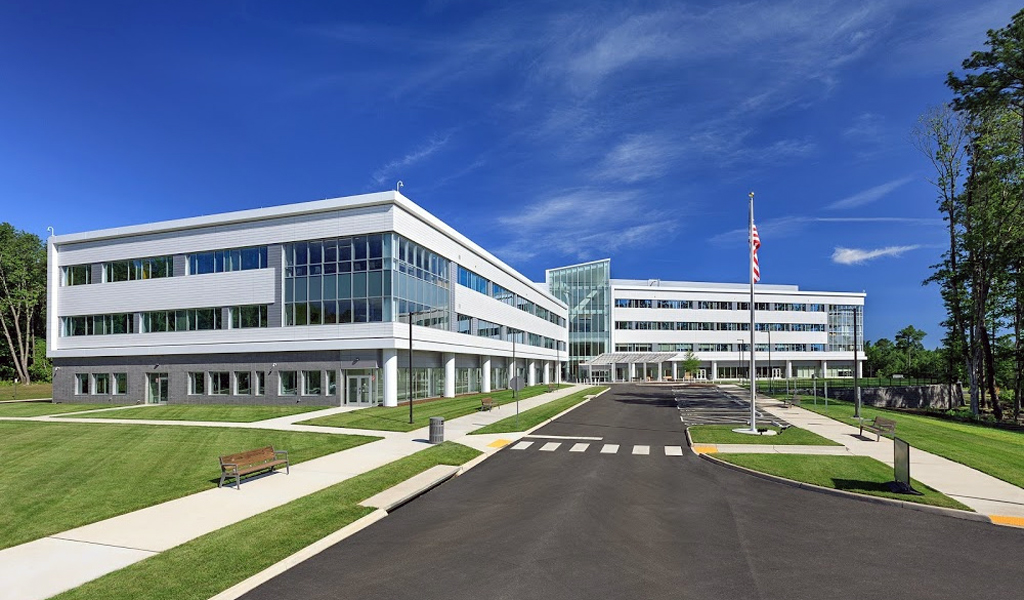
[752,223,761,283]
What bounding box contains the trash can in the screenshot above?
[429,416,444,444]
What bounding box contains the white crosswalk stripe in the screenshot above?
[665,446,683,456]
[509,441,685,456]
[539,442,561,452]
[600,444,619,454]
[569,443,590,452]
[632,445,650,455]
[511,441,534,450]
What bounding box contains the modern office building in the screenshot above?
[47,191,567,406]
[546,259,865,383]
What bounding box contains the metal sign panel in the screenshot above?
[509,376,526,391]
[894,437,911,486]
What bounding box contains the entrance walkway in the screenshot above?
[717,384,1024,523]
[0,385,590,600]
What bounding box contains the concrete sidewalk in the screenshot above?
[0,385,593,600]
[717,384,1024,525]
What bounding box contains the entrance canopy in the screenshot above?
[581,352,685,366]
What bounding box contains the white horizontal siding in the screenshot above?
[454,286,566,341]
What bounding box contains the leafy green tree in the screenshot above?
[0,224,46,384]
[681,351,700,380]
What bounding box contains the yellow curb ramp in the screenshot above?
[692,444,718,454]
[990,515,1024,528]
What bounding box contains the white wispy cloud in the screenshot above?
[594,134,675,182]
[708,216,941,245]
[372,135,451,186]
[827,176,915,210]
[832,245,921,265]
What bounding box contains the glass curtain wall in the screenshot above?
[283,233,450,330]
[827,305,864,351]
[547,259,611,382]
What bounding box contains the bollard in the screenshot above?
[429,416,444,444]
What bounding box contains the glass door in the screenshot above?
[347,375,372,405]
[147,373,168,404]
[772,367,782,379]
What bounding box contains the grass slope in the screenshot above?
[52,442,481,600]
[716,454,972,511]
[300,384,568,432]
[0,382,53,401]
[0,422,379,549]
[0,402,121,417]
[471,387,606,434]
[83,404,328,423]
[797,398,1024,489]
[688,424,841,446]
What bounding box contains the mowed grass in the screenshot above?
[52,442,481,600]
[688,424,841,446]
[0,421,379,550]
[83,404,329,423]
[300,384,569,432]
[0,402,122,417]
[471,387,606,434]
[0,382,53,401]
[716,454,972,511]
[797,398,1024,489]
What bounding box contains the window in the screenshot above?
[76,373,90,395]
[64,265,92,286]
[189,372,206,395]
[113,373,127,395]
[231,305,269,328]
[280,371,298,395]
[104,256,172,282]
[63,313,135,336]
[302,371,322,395]
[210,372,230,395]
[326,371,337,395]
[477,319,501,339]
[188,246,268,275]
[235,372,252,395]
[457,266,489,295]
[255,372,265,395]
[457,313,473,335]
[491,284,515,306]
[93,373,110,395]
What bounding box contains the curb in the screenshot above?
[522,387,610,436]
[696,451,993,525]
[208,508,389,600]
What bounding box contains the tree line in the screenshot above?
[914,9,1024,420]
[0,223,47,384]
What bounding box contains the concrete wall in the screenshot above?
[829,384,961,410]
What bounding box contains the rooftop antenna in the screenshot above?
[396,180,404,193]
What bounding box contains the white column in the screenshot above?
[482,356,492,393]
[528,361,537,386]
[672,362,678,381]
[657,362,664,381]
[786,360,793,379]
[543,362,551,384]
[821,360,828,378]
[443,353,456,398]
[857,360,863,377]
[383,348,398,407]
[711,361,718,381]
[629,362,636,381]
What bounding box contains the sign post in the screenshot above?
[889,437,922,495]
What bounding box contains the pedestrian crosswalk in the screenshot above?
[509,441,685,456]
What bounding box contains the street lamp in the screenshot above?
[405,308,435,425]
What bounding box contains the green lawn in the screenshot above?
[0,422,379,550]
[83,404,329,423]
[0,402,123,417]
[688,424,841,446]
[716,454,972,510]
[300,384,569,432]
[470,387,606,434]
[796,398,1024,489]
[52,442,481,600]
[0,382,53,401]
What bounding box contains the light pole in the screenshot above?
[406,308,432,425]
[767,326,772,396]
[853,306,861,419]
[736,338,744,382]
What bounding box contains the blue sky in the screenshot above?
[2,0,1019,346]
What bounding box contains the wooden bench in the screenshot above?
[546,384,555,393]
[480,397,495,411]
[859,416,897,441]
[781,395,801,408]
[219,446,289,490]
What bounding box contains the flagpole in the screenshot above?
[748,191,757,432]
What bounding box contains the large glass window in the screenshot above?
[189,372,205,395]
[63,313,135,336]
[235,372,252,395]
[113,373,128,395]
[457,266,489,295]
[93,373,110,395]
[75,373,90,395]
[230,305,269,329]
[302,370,322,395]
[547,259,611,380]
[104,256,172,282]
[280,371,298,395]
[210,372,230,395]
[255,371,265,395]
[64,265,92,286]
[188,246,268,275]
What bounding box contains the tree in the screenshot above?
[681,351,700,380]
[0,224,46,384]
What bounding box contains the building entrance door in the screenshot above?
[147,373,168,404]
[772,367,782,379]
[697,368,707,380]
[347,375,373,405]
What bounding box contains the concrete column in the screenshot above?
[628,362,636,381]
[672,362,678,381]
[711,361,718,381]
[382,349,398,407]
[443,353,456,398]
[821,360,828,378]
[786,360,793,379]
[543,362,551,385]
[857,360,863,377]
[528,361,537,386]
[482,356,491,393]
[657,362,664,381]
